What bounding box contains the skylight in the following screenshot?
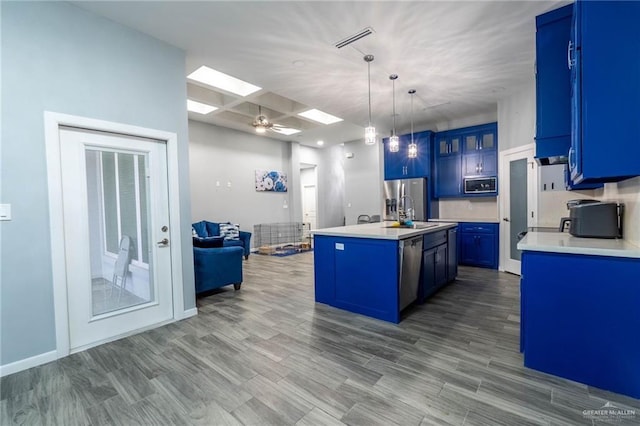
[298,109,343,125]
[187,99,218,114]
[272,127,301,136]
[187,66,261,97]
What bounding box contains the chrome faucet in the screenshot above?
[398,195,415,223]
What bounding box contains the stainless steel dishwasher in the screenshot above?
[399,236,423,310]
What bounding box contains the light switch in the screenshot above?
[0,204,11,221]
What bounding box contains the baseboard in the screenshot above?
[179,307,198,319]
[0,350,57,377]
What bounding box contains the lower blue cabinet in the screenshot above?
[458,222,498,269]
[521,250,640,398]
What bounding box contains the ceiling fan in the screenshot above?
[251,106,300,135]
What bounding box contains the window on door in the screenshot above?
[97,151,149,267]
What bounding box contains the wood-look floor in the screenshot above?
[2,252,639,425]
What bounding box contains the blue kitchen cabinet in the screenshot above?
[383,131,432,180]
[563,164,602,191]
[569,0,640,184]
[463,151,497,177]
[434,131,462,197]
[420,230,450,302]
[458,222,498,269]
[462,126,496,154]
[435,132,461,157]
[434,123,498,198]
[434,154,461,197]
[534,4,573,163]
[520,250,640,398]
[314,235,400,323]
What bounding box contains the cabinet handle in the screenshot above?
[567,40,574,69]
[480,162,483,172]
[568,146,576,173]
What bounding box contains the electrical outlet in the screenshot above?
[227,181,232,187]
[216,181,220,187]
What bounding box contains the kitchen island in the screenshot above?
[518,232,640,398]
[312,221,457,323]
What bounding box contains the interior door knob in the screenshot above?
[503,218,510,222]
[157,238,169,246]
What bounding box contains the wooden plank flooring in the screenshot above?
[2,252,639,425]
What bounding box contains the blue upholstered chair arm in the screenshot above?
[193,246,243,294]
[238,231,252,258]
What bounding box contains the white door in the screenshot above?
[302,185,317,230]
[59,127,173,352]
[500,145,538,275]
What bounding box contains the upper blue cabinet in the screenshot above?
[535,4,573,164]
[434,122,498,198]
[569,0,640,184]
[383,130,432,180]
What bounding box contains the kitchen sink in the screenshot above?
[383,222,439,229]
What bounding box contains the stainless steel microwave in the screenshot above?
[464,177,497,194]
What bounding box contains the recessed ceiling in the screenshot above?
[73,0,569,148]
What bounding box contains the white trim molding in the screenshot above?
[44,111,186,362]
[0,351,57,378]
[178,307,198,320]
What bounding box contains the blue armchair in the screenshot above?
[193,246,243,294]
[192,220,252,259]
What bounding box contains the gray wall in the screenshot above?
[0,2,194,366]
[343,140,382,225]
[189,121,345,236]
[189,120,292,243]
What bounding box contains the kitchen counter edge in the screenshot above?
[517,231,640,258]
[311,222,457,240]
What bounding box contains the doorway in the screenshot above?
[499,144,538,275]
[300,164,318,246]
[45,113,186,357]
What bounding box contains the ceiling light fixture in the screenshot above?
[272,127,301,136]
[187,65,261,97]
[408,89,418,159]
[364,54,376,145]
[317,140,324,146]
[389,74,399,153]
[298,109,343,125]
[187,99,218,115]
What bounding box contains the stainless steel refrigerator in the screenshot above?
[382,178,428,222]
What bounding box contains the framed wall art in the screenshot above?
[255,170,287,192]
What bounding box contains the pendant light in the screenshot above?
[388,74,399,152]
[408,89,418,158]
[364,54,376,145]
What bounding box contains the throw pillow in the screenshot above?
[219,223,240,240]
[193,236,224,248]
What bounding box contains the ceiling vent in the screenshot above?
[334,27,375,49]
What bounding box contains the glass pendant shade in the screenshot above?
[389,134,400,152]
[408,89,418,159]
[389,74,399,153]
[364,55,376,145]
[365,126,376,145]
[408,142,418,158]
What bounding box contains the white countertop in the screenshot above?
[429,218,500,224]
[312,221,457,240]
[518,231,640,258]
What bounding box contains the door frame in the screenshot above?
[44,111,186,358]
[498,143,538,274]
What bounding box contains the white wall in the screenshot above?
[438,198,499,221]
[342,140,382,225]
[497,77,536,152]
[1,2,193,366]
